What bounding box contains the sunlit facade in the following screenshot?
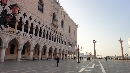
[0,0,77,62]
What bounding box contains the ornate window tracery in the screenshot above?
[38,0,44,13]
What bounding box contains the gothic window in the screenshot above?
[46,31,48,39]
[61,20,64,28]
[65,41,66,45]
[29,23,33,34]
[24,20,28,33]
[52,13,56,20]
[38,0,44,13]
[42,29,45,38]
[69,26,70,33]
[35,25,38,36]
[17,17,22,31]
[9,17,16,29]
[39,27,42,37]
[49,32,51,40]
[52,35,53,41]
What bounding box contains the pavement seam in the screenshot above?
[99,61,106,73]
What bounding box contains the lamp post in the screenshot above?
[0,0,19,30]
[76,45,82,63]
[77,45,80,63]
[93,40,96,59]
[118,37,124,59]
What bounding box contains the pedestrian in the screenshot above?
[105,57,107,61]
[57,56,59,67]
[80,57,81,61]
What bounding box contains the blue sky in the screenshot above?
[59,0,130,57]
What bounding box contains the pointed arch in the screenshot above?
[22,41,31,55]
[33,43,40,59]
[8,38,19,49]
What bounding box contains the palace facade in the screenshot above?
[0,0,77,62]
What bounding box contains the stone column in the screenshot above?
[39,50,42,60]
[1,48,6,62]
[46,52,48,59]
[52,52,53,59]
[56,52,59,57]
[72,53,74,59]
[41,29,43,38]
[44,32,46,39]
[56,50,59,57]
[30,50,33,60]
[15,21,18,34]
[33,28,35,37]
[69,53,71,59]
[67,51,68,59]
[63,52,65,59]
[17,49,22,61]
[22,24,24,33]
[28,25,30,34]
[37,30,39,37]
[60,53,62,59]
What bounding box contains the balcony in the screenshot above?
[51,19,58,30]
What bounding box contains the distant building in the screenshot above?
[84,55,94,58]
[80,53,84,57]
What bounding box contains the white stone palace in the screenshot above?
[0,0,78,62]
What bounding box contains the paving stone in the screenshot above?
[1,59,130,73]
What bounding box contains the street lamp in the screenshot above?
[76,45,81,63]
[93,40,96,59]
[0,0,19,30]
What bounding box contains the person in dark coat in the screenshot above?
[105,57,107,61]
[57,56,59,67]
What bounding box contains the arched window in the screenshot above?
[42,29,45,38]
[17,17,22,31]
[39,27,42,37]
[52,13,56,20]
[35,25,38,36]
[46,31,48,39]
[61,20,64,28]
[69,26,70,33]
[24,20,28,33]
[29,23,33,34]
[38,0,44,13]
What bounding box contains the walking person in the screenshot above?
[105,57,107,61]
[57,56,59,67]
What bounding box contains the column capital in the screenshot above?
[2,46,8,49]
[17,49,22,51]
[30,49,34,52]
